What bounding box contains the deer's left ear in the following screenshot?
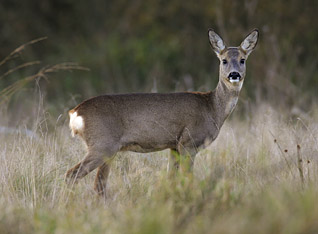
[240,29,259,57]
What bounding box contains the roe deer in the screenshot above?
[66,29,259,197]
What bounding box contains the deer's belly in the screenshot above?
[120,142,175,153]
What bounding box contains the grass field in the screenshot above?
[1,103,318,234]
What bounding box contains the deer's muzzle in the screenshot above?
[228,72,241,83]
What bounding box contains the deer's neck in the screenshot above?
[211,80,241,128]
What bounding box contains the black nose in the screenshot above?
[228,72,241,80]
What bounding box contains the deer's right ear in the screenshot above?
[208,29,226,56]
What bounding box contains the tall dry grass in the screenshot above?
[1,102,318,234]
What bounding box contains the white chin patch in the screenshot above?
[229,79,240,83]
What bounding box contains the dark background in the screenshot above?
[1,0,317,120]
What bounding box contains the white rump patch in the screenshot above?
[69,111,84,137]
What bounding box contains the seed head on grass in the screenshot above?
[0,38,89,105]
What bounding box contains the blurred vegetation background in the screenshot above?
[0,0,317,121]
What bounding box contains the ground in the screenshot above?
[1,104,318,234]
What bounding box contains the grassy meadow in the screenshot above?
[1,102,318,234]
[1,1,318,233]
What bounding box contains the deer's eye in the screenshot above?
[240,59,245,64]
[222,59,228,65]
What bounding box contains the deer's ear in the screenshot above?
[208,29,226,56]
[240,29,259,57]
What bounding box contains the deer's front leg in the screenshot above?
[178,148,197,173]
[168,149,180,176]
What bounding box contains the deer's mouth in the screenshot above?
[228,72,242,83]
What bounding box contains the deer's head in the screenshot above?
[208,29,259,91]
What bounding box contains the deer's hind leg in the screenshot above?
[65,143,119,185]
[94,162,111,198]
